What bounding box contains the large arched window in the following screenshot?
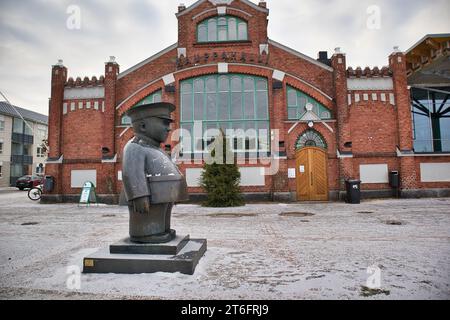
[121,90,162,125]
[180,74,269,154]
[411,87,450,153]
[197,16,248,43]
[287,86,332,120]
[295,130,327,150]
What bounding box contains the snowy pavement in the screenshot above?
[0,190,449,300]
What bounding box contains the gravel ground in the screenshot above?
[0,189,449,300]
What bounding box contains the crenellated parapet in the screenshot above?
[65,75,105,87]
[347,66,392,78]
[346,66,395,106]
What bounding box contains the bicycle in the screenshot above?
[28,185,42,201]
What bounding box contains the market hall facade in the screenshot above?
[43,0,450,203]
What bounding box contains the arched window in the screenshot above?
[197,16,248,43]
[121,90,162,125]
[180,74,269,154]
[287,85,332,120]
[296,130,327,150]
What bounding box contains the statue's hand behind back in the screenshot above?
[133,197,151,214]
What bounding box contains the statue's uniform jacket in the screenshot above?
[122,138,188,204]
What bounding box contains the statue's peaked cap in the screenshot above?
[126,102,175,122]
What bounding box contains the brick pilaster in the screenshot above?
[103,57,119,158]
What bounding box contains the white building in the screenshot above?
[0,102,48,187]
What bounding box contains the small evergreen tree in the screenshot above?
[200,130,244,207]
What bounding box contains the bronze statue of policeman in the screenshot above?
[122,102,188,244]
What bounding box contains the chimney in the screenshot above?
[317,51,331,66]
[258,1,267,8]
[178,3,186,13]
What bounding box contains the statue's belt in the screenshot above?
[146,175,182,182]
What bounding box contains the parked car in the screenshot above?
[15,175,44,190]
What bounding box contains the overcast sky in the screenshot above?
[0,0,449,116]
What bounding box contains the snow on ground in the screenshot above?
[0,188,449,299]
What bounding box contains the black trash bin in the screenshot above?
[345,180,361,204]
[389,171,400,197]
[44,176,54,193]
[389,171,399,188]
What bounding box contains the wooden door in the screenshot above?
[296,147,328,201]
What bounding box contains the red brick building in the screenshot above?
[43,1,450,203]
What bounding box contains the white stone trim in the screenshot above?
[46,155,63,164]
[337,150,353,159]
[347,78,394,90]
[397,147,450,157]
[102,154,117,163]
[268,39,334,72]
[228,7,253,17]
[288,121,299,134]
[177,0,267,18]
[389,93,396,105]
[218,63,228,73]
[320,121,334,133]
[118,43,178,79]
[162,73,175,85]
[300,110,320,122]
[191,7,253,20]
[272,70,285,81]
[217,6,227,15]
[209,0,234,5]
[177,47,186,59]
[192,8,217,20]
[64,86,105,100]
[259,44,269,55]
[119,126,131,138]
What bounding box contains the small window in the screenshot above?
[37,147,45,158]
[296,130,327,150]
[0,142,3,154]
[0,165,2,178]
[197,16,248,43]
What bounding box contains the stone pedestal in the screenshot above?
[83,235,207,275]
